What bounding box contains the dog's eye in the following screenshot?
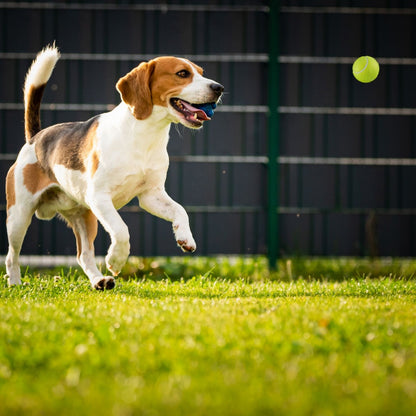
[176,70,191,78]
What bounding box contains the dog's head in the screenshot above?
[116,56,224,129]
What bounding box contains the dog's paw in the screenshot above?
[106,259,126,277]
[93,276,116,291]
[106,241,130,276]
[106,262,121,277]
[5,274,22,286]
[173,224,196,253]
[177,238,196,253]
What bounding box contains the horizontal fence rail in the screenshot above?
[0,52,270,62]
[281,6,416,15]
[3,103,416,116]
[278,207,416,215]
[2,53,416,65]
[2,204,416,216]
[3,152,416,167]
[3,150,416,167]
[0,2,269,12]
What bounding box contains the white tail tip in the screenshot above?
[24,44,60,92]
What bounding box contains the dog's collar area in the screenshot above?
[170,98,216,126]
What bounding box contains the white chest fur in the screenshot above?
[52,103,173,209]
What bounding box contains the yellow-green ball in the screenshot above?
[352,56,380,83]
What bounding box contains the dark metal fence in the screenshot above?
[1,1,416,264]
[278,3,416,259]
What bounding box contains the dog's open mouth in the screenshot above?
[170,98,216,127]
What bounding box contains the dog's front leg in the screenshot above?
[86,193,130,276]
[139,189,196,252]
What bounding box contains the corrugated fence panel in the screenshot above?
[2,1,416,260]
[0,2,269,258]
[278,2,416,257]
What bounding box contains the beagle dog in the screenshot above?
[5,45,224,290]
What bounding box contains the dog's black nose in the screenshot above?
[210,83,224,96]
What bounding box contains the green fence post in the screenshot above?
[267,0,279,269]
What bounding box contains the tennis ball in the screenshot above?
[352,56,380,83]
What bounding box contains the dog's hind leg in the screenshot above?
[5,164,36,286]
[63,210,115,290]
[5,204,35,286]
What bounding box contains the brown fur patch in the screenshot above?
[116,61,155,120]
[23,162,57,194]
[32,116,99,176]
[74,229,82,258]
[25,84,46,140]
[116,57,202,120]
[91,151,100,176]
[84,210,98,250]
[6,163,16,211]
[72,210,97,258]
[150,57,199,107]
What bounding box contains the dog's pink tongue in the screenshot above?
[181,101,210,120]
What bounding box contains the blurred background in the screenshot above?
[1,0,416,263]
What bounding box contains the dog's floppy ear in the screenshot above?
[116,60,155,120]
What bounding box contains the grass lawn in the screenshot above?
[0,258,415,415]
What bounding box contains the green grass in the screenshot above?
[0,258,415,415]
[15,255,416,282]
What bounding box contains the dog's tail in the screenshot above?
[24,44,60,141]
